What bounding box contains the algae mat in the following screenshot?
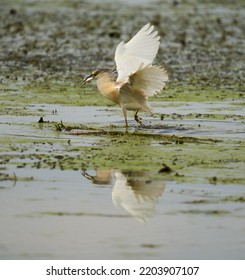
[0,0,245,259]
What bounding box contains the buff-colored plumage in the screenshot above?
[83,23,168,127]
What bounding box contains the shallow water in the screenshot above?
[0,0,245,260]
[1,166,244,259]
[0,102,245,259]
[2,101,244,138]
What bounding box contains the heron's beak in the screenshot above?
[82,74,94,84]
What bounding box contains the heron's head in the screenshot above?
[82,69,111,84]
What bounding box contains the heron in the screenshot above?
[83,23,168,127]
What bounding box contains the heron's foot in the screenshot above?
[134,113,144,126]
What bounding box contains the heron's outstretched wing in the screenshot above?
[118,65,168,111]
[115,23,160,83]
[129,65,168,97]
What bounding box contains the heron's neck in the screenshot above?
[96,73,120,104]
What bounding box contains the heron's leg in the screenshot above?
[122,107,128,127]
[134,110,143,125]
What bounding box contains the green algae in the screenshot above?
[1,128,244,184]
[0,89,244,185]
[36,211,128,218]
[1,0,245,263]
[156,112,244,121]
[0,0,244,187]
[181,210,231,216]
[0,0,244,119]
[186,196,245,204]
[153,84,244,103]
[0,79,243,109]
[0,80,108,107]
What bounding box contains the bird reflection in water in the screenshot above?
[82,169,165,222]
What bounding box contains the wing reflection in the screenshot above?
[112,171,165,222]
[82,169,165,222]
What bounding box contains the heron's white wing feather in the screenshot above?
[115,23,160,82]
[129,65,168,97]
[119,83,152,112]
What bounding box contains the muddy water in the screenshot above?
[1,168,244,259]
[0,0,245,259]
[1,103,244,259]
